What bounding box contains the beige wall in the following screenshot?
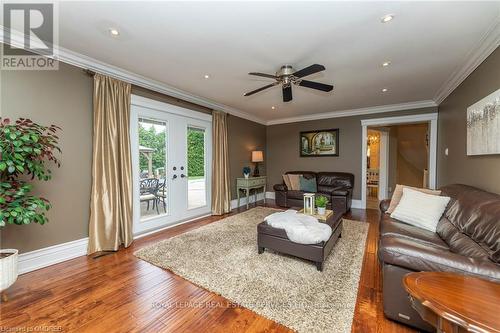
[437,47,500,194]
[227,115,267,199]
[266,107,437,200]
[0,61,266,253]
[1,62,94,253]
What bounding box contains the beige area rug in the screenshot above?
[135,207,369,333]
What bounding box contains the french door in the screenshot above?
[130,95,212,235]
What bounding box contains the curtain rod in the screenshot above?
[84,69,96,76]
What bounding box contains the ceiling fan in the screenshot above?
[243,64,333,102]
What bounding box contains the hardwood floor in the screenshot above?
[0,203,416,333]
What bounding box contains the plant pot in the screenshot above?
[0,249,19,294]
[317,207,326,215]
[244,173,250,179]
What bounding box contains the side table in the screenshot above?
[403,272,500,333]
[236,176,266,209]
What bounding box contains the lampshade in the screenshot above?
[251,150,264,162]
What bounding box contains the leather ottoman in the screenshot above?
[257,211,343,271]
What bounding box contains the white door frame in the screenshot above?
[378,130,390,200]
[130,95,212,236]
[360,113,438,209]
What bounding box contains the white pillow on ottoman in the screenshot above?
[391,188,451,232]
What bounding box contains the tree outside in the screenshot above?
[138,121,205,179]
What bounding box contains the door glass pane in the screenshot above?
[187,127,206,209]
[138,118,168,220]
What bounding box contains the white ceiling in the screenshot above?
[53,2,500,122]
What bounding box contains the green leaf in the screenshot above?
[0,162,6,171]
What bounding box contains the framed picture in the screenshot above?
[467,88,500,156]
[300,129,339,157]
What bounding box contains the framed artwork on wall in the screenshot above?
[300,129,339,157]
[467,88,500,156]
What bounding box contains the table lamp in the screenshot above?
[251,150,263,177]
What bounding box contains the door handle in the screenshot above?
[172,174,178,180]
[180,174,186,178]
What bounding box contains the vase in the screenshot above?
[244,173,249,179]
[0,249,19,297]
[317,207,326,215]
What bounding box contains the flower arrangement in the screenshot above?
[242,166,251,178]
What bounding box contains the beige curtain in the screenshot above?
[211,111,231,215]
[88,74,133,254]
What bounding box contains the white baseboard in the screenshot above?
[230,192,269,210]
[351,199,363,209]
[18,238,89,275]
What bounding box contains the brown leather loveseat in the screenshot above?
[273,171,354,213]
[378,184,500,331]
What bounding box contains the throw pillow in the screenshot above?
[282,174,292,189]
[287,174,301,190]
[387,184,441,214]
[391,188,451,232]
[299,175,317,192]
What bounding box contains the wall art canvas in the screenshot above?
[300,129,339,157]
[467,88,500,156]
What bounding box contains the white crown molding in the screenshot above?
[434,15,500,104]
[266,100,437,125]
[0,26,268,125]
[18,238,88,274]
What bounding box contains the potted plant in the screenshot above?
[0,118,61,300]
[315,195,329,215]
[242,166,251,179]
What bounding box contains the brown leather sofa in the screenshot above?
[378,184,500,331]
[273,171,354,213]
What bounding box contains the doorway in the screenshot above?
[360,113,438,209]
[130,95,212,235]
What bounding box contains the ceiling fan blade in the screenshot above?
[282,85,292,102]
[244,82,278,96]
[292,64,325,78]
[248,72,278,79]
[298,80,334,92]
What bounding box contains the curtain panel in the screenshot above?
[88,74,133,254]
[211,111,231,215]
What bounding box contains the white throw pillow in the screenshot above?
[390,188,451,232]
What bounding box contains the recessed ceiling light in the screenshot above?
[381,14,394,23]
[382,88,388,92]
[204,74,210,79]
[382,61,391,67]
[109,28,119,36]
[271,106,276,110]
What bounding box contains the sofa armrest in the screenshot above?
[273,183,287,192]
[379,236,500,281]
[380,199,391,213]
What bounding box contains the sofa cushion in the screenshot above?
[380,217,449,250]
[287,174,301,190]
[282,174,291,190]
[437,217,492,261]
[317,172,354,189]
[287,190,305,200]
[387,184,441,214]
[299,175,317,192]
[440,184,500,263]
[378,236,500,281]
[332,188,350,196]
